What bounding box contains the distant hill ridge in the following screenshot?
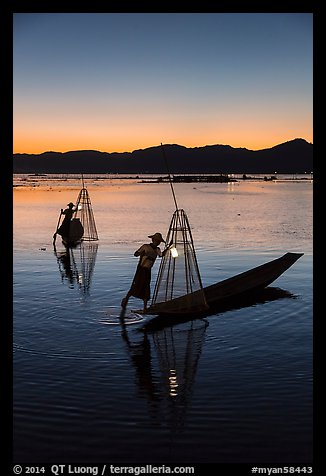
[13,138,313,174]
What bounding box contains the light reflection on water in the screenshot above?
[13,179,312,463]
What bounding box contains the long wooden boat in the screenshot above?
[146,252,303,317]
[141,286,296,333]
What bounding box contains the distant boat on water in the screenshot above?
[53,176,99,247]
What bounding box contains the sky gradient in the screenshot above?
[13,13,313,154]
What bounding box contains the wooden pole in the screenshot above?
[53,211,62,244]
[161,143,179,211]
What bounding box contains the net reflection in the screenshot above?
[53,242,98,295]
[120,318,208,431]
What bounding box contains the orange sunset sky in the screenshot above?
[13,13,313,154]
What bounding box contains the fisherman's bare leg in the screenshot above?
[121,292,131,309]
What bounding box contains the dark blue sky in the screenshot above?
[13,13,313,153]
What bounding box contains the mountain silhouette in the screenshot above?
[13,138,312,174]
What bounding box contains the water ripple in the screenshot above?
[13,342,119,360]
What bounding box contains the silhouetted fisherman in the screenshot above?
[121,232,171,313]
[53,202,77,243]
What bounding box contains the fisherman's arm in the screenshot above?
[134,245,145,257]
[162,240,173,256]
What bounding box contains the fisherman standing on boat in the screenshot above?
[53,202,77,242]
[121,232,170,313]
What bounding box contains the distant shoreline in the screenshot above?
[13,172,313,188]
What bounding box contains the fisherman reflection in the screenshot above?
[120,321,160,405]
[53,202,77,243]
[53,244,74,286]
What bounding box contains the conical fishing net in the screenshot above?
[74,188,98,241]
[151,209,208,313]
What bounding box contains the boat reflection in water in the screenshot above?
[53,241,98,296]
[120,284,296,437]
[120,318,209,432]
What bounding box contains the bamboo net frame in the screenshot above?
[151,208,207,311]
[74,187,98,241]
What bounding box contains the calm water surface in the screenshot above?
[13,178,313,464]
